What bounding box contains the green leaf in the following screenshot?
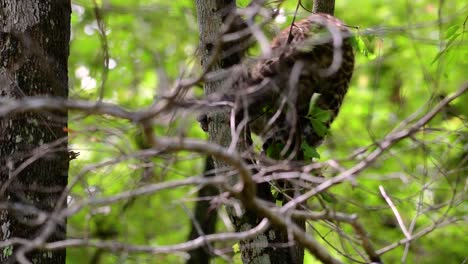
[3,245,13,258]
[306,106,331,136]
[301,141,320,160]
[319,192,337,203]
[365,50,377,60]
[351,35,366,54]
[431,32,461,65]
[444,25,460,40]
[310,119,328,137]
[308,104,331,120]
[307,93,321,117]
[233,243,240,253]
[266,142,285,159]
[431,51,444,65]
[313,109,332,123]
[351,34,377,60]
[262,105,272,113]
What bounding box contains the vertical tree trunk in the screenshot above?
[0,1,70,263]
[313,0,335,15]
[187,157,218,264]
[192,2,240,263]
[196,1,305,263]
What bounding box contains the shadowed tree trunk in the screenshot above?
[0,1,70,263]
[187,157,218,264]
[195,1,305,263]
[193,0,337,263]
[313,0,335,15]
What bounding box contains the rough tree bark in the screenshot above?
[190,1,242,263]
[0,1,70,263]
[195,1,306,264]
[194,1,339,263]
[195,0,254,262]
[313,0,335,15]
[187,157,218,264]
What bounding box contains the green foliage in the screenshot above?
[306,106,332,137]
[265,141,285,159]
[2,246,13,258]
[306,95,333,138]
[431,24,464,64]
[301,141,320,160]
[351,34,377,60]
[66,0,467,263]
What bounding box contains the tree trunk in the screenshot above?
[186,157,218,264]
[0,1,70,263]
[313,0,335,15]
[195,1,304,263]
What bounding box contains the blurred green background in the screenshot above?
[66,0,467,263]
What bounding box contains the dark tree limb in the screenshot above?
[313,0,335,15]
[186,157,218,264]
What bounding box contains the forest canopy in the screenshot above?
[0,0,466,263]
